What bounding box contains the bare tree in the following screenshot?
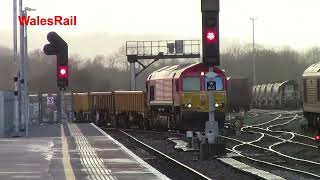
[305,47,320,64]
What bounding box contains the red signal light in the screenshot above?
[58,66,68,79]
[60,68,66,75]
[315,134,320,142]
[205,30,217,44]
[206,31,216,41]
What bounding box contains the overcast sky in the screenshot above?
[0,0,320,58]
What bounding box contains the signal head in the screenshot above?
[58,65,68,79]
[315,134,320,142]
[202,11,220,66]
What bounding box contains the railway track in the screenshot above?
[103,128,257,180]
[222,110,320,179]
[101,110,318,179]
[119,129,211,180]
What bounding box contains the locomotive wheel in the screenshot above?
[175,112,185,133]
[150,112,157,130]
[159,116,169,132]
[154,113,161,131]
[117,114,127,128]
[142,118,150,130]
[116,115,121,128]
[123,114,130,129]
[111,116,118,128]
[138,115,147,130]
[151,113,166,131]
[168,115,176,131]
[138,118,143,129]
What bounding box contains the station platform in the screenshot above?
[0,123,169,180]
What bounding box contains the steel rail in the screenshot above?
[118,129,212,180]
[222,111,320,179]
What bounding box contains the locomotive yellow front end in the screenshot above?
[146,63,227,132]
[175,65,227,131]
[180,91,226,113]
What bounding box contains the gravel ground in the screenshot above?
[234,156,318,180]
[257,116,298,129]
[291,136,319,146]
[105,129,258,180]
[228,131,262,142]
[243,127,283,138]
[274,142,320,163]
[243,114,279,126]
[223,110,320,180]
[251,135,281,149]
[270,117,318,138]
[233,143,320,179]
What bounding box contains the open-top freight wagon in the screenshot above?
[72,63,228,132]
[72,91,146,128]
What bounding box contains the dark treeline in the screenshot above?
[0,43,319,93]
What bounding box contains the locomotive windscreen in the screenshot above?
[183,77,200,91]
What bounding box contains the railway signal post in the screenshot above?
[43,32,69,123]
[202,0,220,144]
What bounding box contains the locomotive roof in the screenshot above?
[303,63,320,77]
[147,63,198,80]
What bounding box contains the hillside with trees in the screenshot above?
[0,43,318,93]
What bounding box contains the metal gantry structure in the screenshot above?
[126,40,201,90]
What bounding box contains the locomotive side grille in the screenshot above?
[305,79,317,103]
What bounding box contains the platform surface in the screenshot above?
[0,123,169,180]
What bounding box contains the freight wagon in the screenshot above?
[226,78,251,112]
[72,91,147,128]
[252,80,300,109]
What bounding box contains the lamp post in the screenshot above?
[13,0,20,136]
[249,17,257,85]
[23,7,36,136]
[19,0,25,132]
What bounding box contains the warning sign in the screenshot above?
[207,81,216,91]
[47,96,54,106]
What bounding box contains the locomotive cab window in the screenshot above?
[150,85,155,101]
[205,76,223,90]
[183,77,200,91]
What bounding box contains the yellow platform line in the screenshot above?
[61,124,76,180]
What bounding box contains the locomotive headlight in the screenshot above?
[188,104,192,108]
[215,103,219,108]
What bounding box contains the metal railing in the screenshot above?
[126,40,200,56]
